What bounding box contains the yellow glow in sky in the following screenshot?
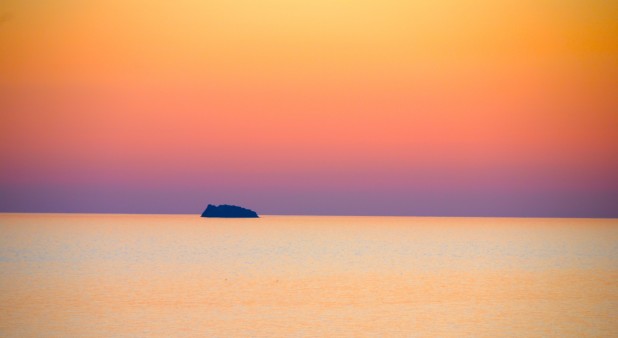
[1,0,617,85]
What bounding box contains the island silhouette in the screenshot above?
[201,204,259,218]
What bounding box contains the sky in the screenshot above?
[1,0,617,217]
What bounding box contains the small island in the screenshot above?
[201,204,259,218]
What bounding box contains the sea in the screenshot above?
[1,213,617,337]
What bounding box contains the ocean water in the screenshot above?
[0,213,617,337]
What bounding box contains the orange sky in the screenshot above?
[1,0,617,215]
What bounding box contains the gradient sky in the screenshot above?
[1,0,617,216]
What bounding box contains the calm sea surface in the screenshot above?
[1,213,617,337]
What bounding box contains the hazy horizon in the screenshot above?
[1,211,617,219]
[2,191,618,218]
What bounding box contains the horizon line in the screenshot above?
[1,211,616,220]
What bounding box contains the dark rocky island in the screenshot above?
[201,204,259,218]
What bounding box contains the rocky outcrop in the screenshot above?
[201,204,259,218]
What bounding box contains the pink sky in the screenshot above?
[1,0,617,216]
